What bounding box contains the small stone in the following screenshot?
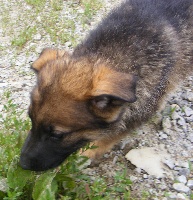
[175,161,189,168]
[161,133,168,139]
[103,153,109,158]
[168,193,177,199]
[185,115,193,122]
[188,135,193,143]
[143,174,148,179]
[130,175,138,182]
[183,106,193,117]
[186,92,193,102]
[112,156,118,165]
[163,159,175,169]
[65,41,72,47]
[174,167,182,171]
[177,175,187,184]
[187,180,193,189]
[177,117,186,126]
[176,193,186,200]
[34,34,42,41]
[0,82,7,88]
[171,111,181,120]
[162,117,172,129]
[37,16,41,22]
[173,183,190,193]
[179,168,190,176]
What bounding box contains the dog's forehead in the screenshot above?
[37,59,94,99]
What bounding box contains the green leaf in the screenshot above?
[7,157,32,190]
[32,172,57,200]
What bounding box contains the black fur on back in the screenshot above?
[73,0,193,123]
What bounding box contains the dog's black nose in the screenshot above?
[19,155,31,170]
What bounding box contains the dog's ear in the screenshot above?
[32,48,70,72]
[89,66,137,122]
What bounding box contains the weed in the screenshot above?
[51,0,63,11]
[188,160,192,171]
[190,192,193,200]
[11,27,37,48]
[25,0,46,7]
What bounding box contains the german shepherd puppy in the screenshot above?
[20,0,193,171]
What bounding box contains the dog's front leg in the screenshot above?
[81,133,127,159]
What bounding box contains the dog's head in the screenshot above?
[20,48,137,171]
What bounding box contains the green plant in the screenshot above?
[25,0,46,7]
[51,0,63,11]
[81,0,102,20]
[11,27,37,48]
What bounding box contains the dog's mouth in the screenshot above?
[19,132,89,171]
[19,152,71,171]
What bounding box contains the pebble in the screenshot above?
[187,180,193,189]
[168,193,177,199]
[177,175,187,184]
[177,117,186,126]
[171,111,181,120]
[173,183,190,193]
[162,117,172,129]
[143,174,148,179]
[163,159,175,169]
[130,175,138,182]
[112,156,118,165]
[183,106,193,117]
[176,193,187,200]
[178,168,190,176]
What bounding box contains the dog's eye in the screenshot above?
[50,131,64,140]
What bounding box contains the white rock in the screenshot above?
[162,117,172,129]
[161,133,168,139]
[177,117,186,126]
[0,82,8,88]
[125,147,172,178]
[187,180,193,189]
[186,92,193,102]
[175,161,189,168]
[168,193,177,199]
[171,111,181,120]
[37,16,41,22]
[112,156,118,164]
[183,106,193,117]
[173,183,190,193]
[34,34,42,41]
[177,175,187,184]
[186,115,193,122]
[163,159,175,169]
[143,174,148,179]
[130,175,138,182]
[176,193,186,200]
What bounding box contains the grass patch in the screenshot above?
[11,27,37,48]
[25,0,46,7]
[81,0,103,21]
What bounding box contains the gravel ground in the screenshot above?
[0,0,193,199]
